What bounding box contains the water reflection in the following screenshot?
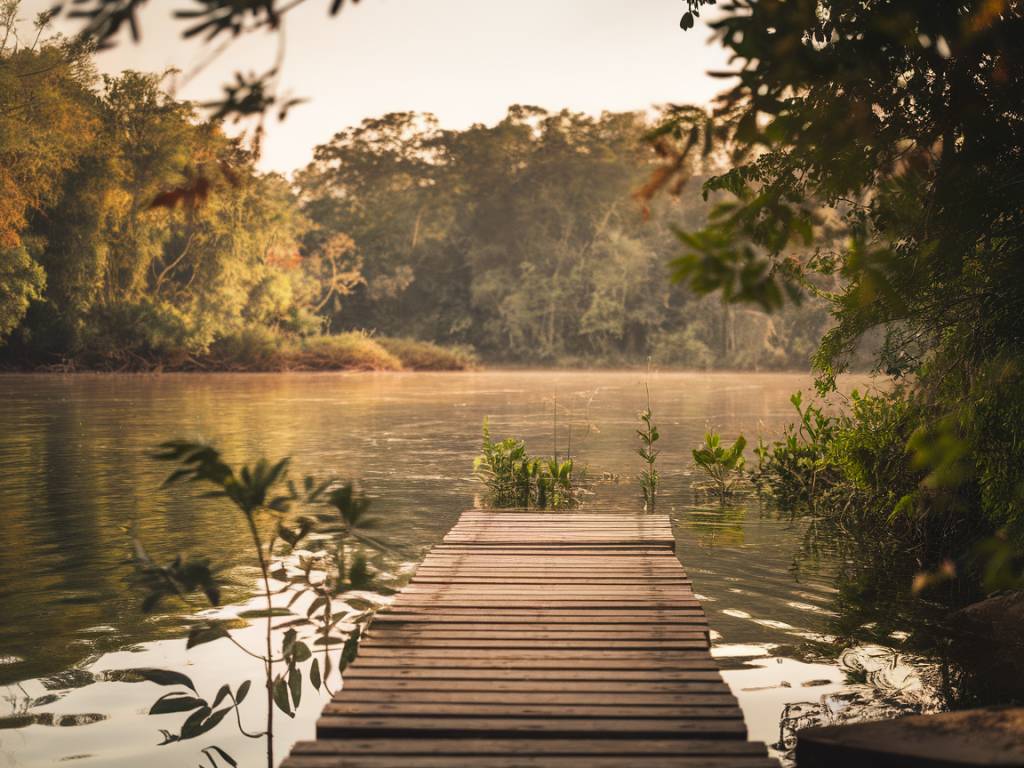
[0,370,945,767]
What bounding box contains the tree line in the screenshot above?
[1,15,836,370]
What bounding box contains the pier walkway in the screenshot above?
[283,511,776,767]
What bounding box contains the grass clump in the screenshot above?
[204,328,476,372]
[376,337,477,370]
[293,332,402,370]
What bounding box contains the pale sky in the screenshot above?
[22,0,731,173]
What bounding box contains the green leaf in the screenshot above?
[310,657,321,690]
[272,677,293,717]
[211,684,230,709]
[187,624,230,649]
[288,666,302,708]
[239,608,292,619]
[179,706,211,740]
[339,627,361,671]
[132,668,197,693]
[202,746,238,768]
[149,692,206,715]
[306,595,328,618]
[235,680,251,705]
[291,641,312,663]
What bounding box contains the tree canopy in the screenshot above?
[1,10,836,370]
[664,0,1024,560]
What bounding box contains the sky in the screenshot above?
[22,0,732,173]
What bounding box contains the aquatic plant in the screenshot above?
[474,419,579,509]
[692,431,747,499]
[754,392,840,512]
[636,388,660,512]
[124,441,387,768]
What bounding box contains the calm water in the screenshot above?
[0,371,939,767]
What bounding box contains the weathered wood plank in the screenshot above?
[282,511,774,767]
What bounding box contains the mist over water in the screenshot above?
[0,370,934,767]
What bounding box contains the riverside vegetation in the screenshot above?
[1,2,838,372]
[124,441,389,768]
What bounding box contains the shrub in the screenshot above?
[292,332,402,371]
[208,324,286,371]
[376,336,477,370]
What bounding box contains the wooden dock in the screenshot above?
[283,511,776,767]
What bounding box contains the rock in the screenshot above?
[949,590,1024,700]
[796,707,1024,767]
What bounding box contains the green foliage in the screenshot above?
[124,441,388,768]
[1,20,830,370]
[636,392,660,512]
[662,0,1024,592]
[755,392,841,512]
[296,107,833,369]
[473,419,580,509]
[692,431,747,499]
[0,247,45,339]
[375,337,477,371]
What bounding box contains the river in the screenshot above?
[0,370,940,767]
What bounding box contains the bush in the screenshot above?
[208,329,403,371]
[207,325,286,371]
[376,336,477,370]
[290,333,402,371]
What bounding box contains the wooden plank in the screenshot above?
[342,671,729,684]
[370,614,709,624]
[323,702,744,718]
[332,692,740,706]
[285,757,779,768]
[282,510,774,768]
[367,629,710,638]
[338,679,734,693]
[291,738,772,756]
[316,715,750,738]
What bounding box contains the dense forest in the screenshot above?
[0,18,837,371]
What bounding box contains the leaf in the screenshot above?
[149,692,206,715]
[179,706,211,740]
[288,666,302,708]
[132,668,197,693]
[339,627,361,671]
[202,746,238,768]
[291,641,312,663]
[310,657,321,690]
[307,595,328,618]
[239,608,292,619]
[211,684,230,709]
[235,680,251,705]
[187,624,230,649]
[272,677,293,717]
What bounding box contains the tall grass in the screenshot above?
[375,337,477,370]
[205,327,474,372]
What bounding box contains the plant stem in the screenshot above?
[247,516,275,768]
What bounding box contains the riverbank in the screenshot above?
[1,331,478,373]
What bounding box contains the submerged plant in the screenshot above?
[124,441,387,768]
[636,389,660,512]
[692,431,747,499]
[474,419,580,509]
